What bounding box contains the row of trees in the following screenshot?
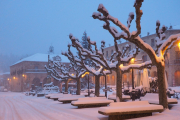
[46,0,180,109]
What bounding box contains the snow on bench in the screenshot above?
[58,95,85,103]
[50,94,72,100]
[140,93,178,104]
[98,101,163,120]
[71,97,114,108]
[108,94,131,102]
[45,93,61,99]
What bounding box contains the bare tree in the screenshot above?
[92,0,180,108]
[69,34,108,97]
[45,45,86,95]
[69,34,152,101]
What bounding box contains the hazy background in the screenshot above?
[0,0,180,73]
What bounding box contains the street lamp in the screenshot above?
[103,69,107,98]
[131,58,135,89]
[22,74,25,92]
[104,75,107,98]
[81,72,90,96]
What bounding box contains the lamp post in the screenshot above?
[88,74,90,96]
[131,58,135,89]
[105,75,107,98]
[7,78,10,91]
[22,74,25,92]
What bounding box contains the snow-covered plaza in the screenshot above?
[1,0,180,120]
[1,92,180,120]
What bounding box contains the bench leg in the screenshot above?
[109,113,152,120]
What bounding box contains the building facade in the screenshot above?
[0,72,10,91]
[97,29,180,87]
[10,53,70,92]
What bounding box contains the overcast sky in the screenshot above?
[0,0,180,57]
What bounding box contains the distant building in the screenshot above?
[10,53,70,92]
[97,28,180,87]
[0,72,10,91]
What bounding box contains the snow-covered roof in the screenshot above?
[11,53,69,66]
[140,25,180,38]
[173,25,180,30]
[0,72,10,76]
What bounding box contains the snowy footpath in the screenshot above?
[1,92,180,120]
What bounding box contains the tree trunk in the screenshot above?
[76,78,81,95]
[116,68,123,102]
[65,80,68,92]
[95,75,100,97]
[59,82,62,93]
[157,63,168,109]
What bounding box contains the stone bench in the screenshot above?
[108,94,131,102]
[140,93,178,104]
[71,97,114,108]
[98,101,163,120]
[50,94,71,101]
[58,95,85,103]
[45,93,60,99]
[37,93,45,97]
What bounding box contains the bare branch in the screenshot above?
[121,60,152,73]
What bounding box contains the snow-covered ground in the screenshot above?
[1,92,180,120]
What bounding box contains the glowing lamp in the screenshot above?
[13,77,16,80]
[131,58,135,63]
[22,74,25,77]
[7,78,10,81]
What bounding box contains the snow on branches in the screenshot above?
[68,33,151,74]
[92,0,180,108]
[92,1,180,67]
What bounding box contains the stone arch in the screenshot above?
[174,70,180,86]
[111,75,115,85]
[43,78,48,85]
[165,71,168,81]
[53,79,59,86]
[123,74,127,83]
[32,77,40,86]
[153,71,157,77]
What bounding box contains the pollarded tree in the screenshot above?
[45,47,87,95]
[70,33,152,101]
[92,0,180,108]
[69,34,111,97]
[45,63,69,92]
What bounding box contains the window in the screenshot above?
[35,66,38,72]
[151,39,155,47]
[106,51,108,58]
[142,55,147,62]
[176,51,180,59]
[129,45,131,51]
[111,50,113,55]
[35,66,38,69]
[122,47,124,51]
